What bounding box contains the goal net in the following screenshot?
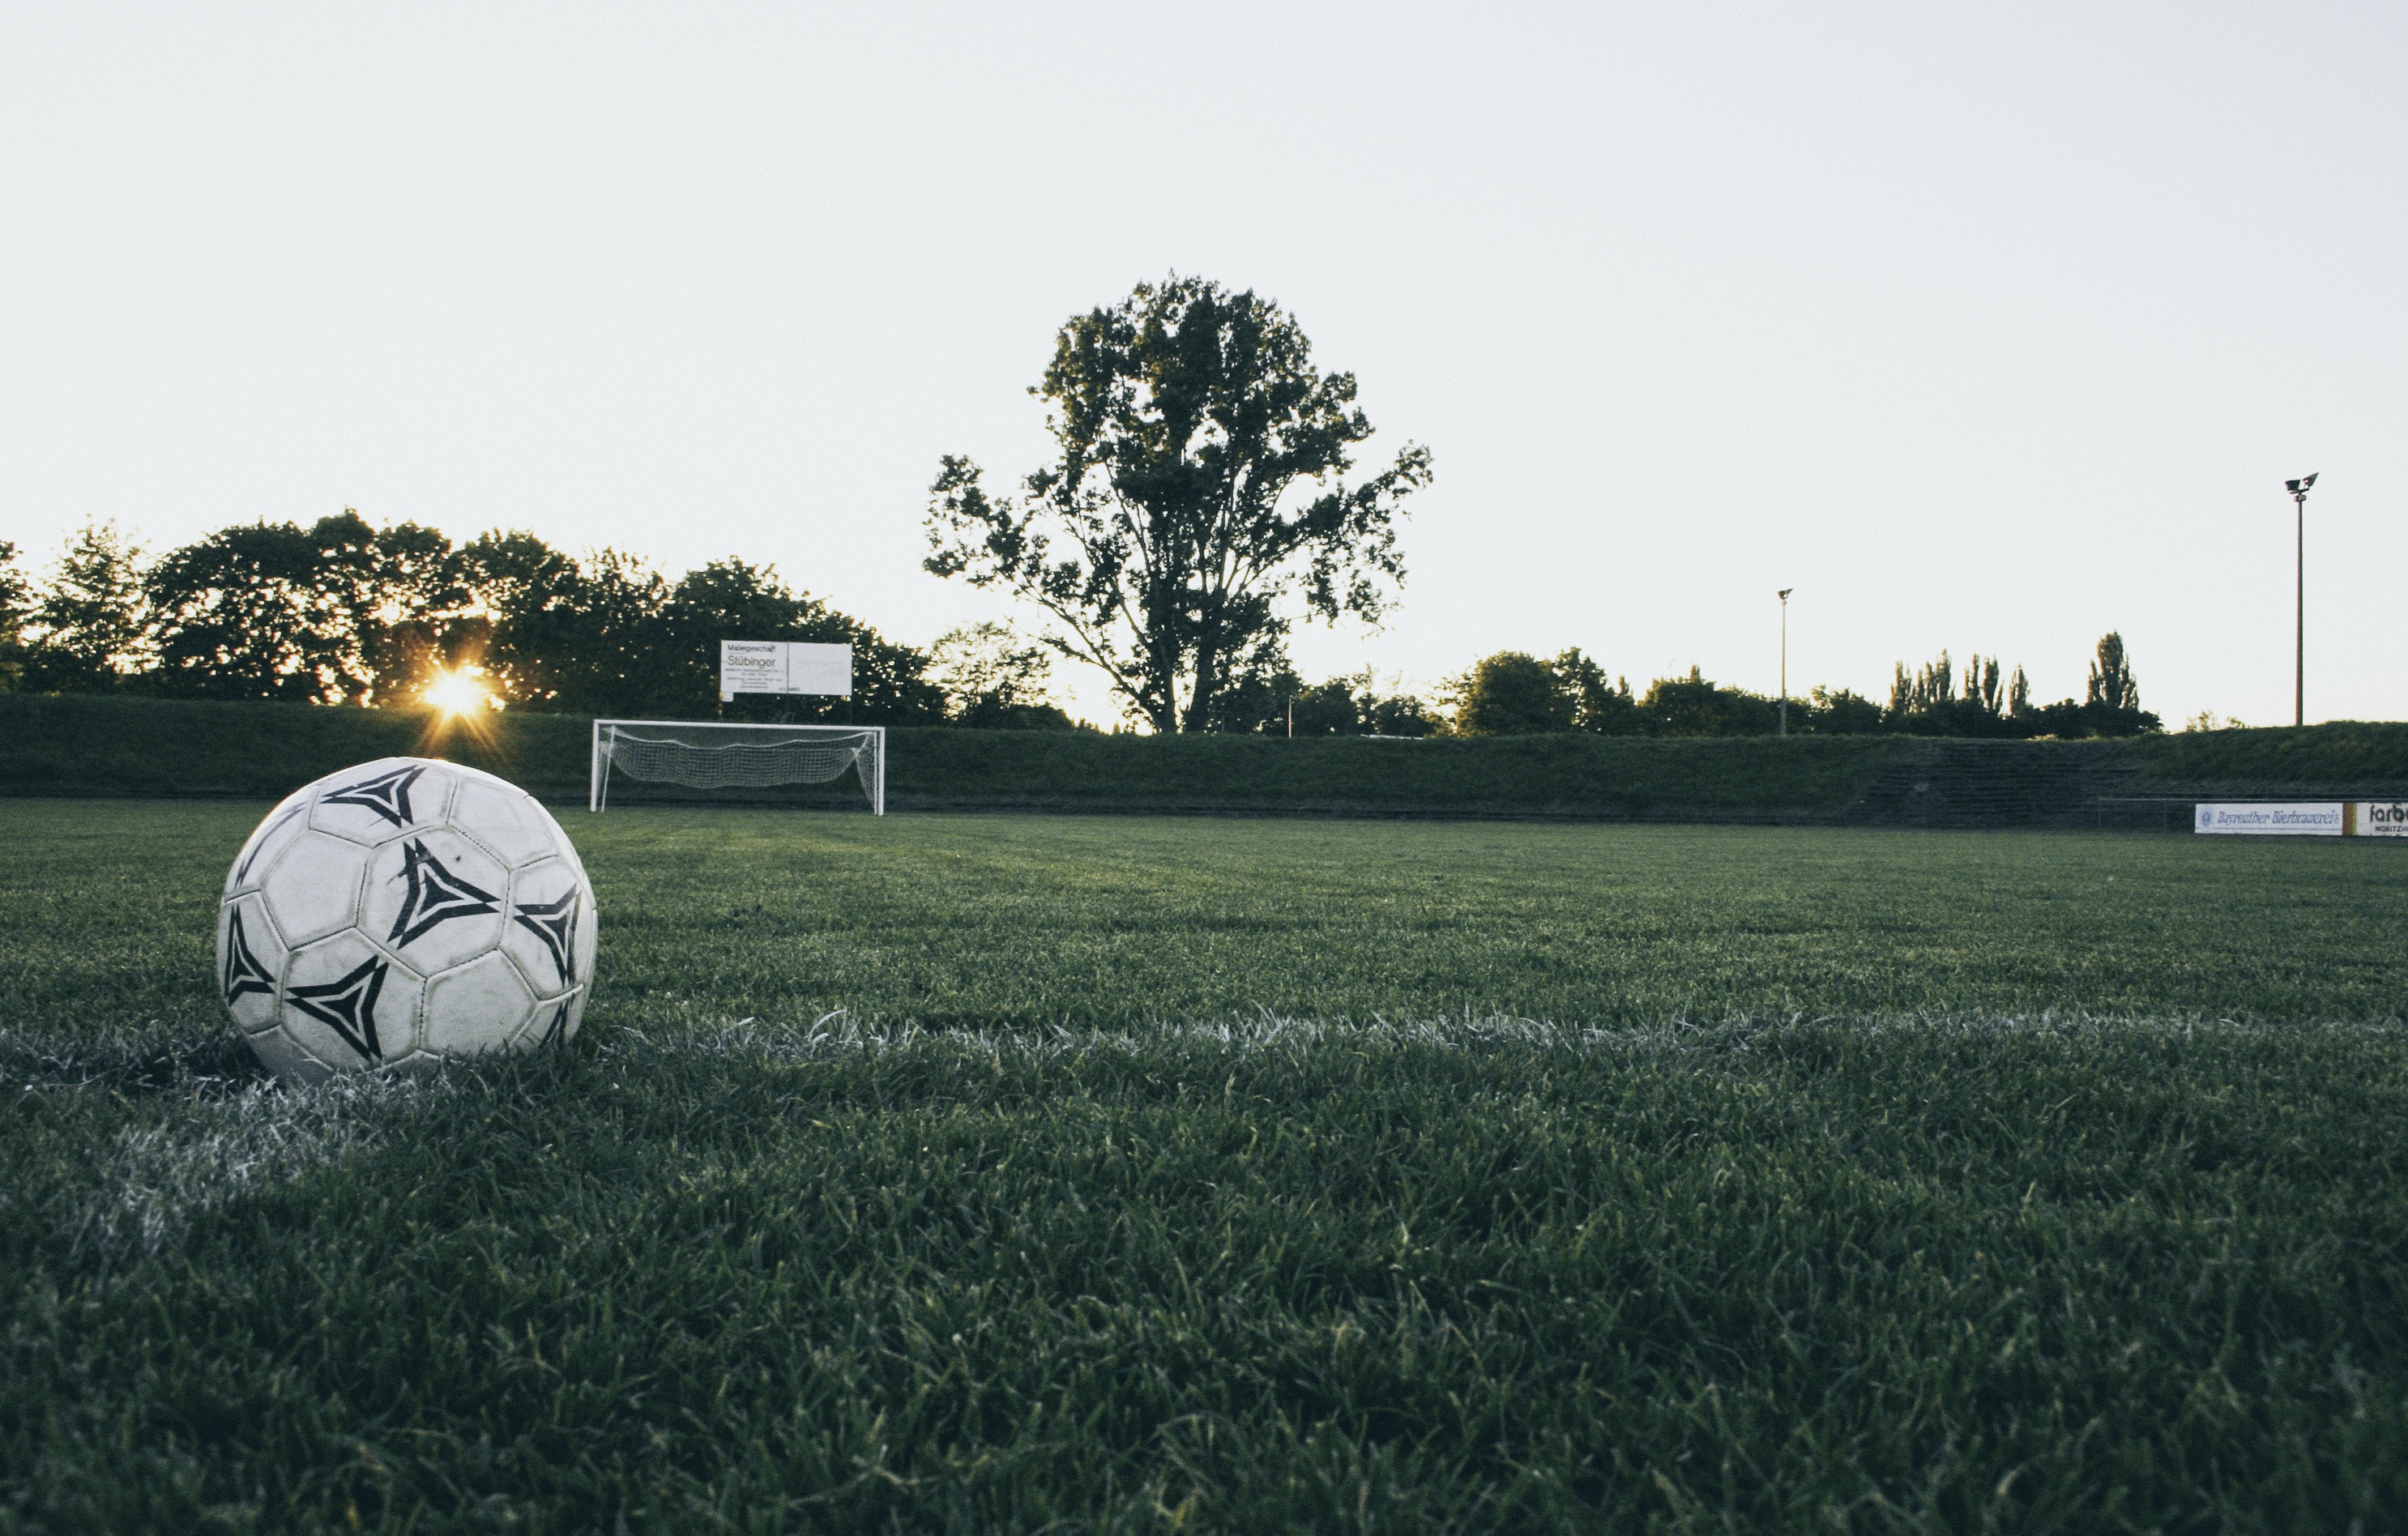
[589,720,886,815]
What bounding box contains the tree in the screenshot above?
[1449,652,1572,736]
[2086,631,2138,711]
[1191,634,1304,733]
[458,530,591,706]
[147,518,352,701]
[1363,685,1441,737]
[929,621,1078,727]
[23,522,150,692]
[1549,649,1638,734]
[924,275,1432,732]
[146,512,472,704]
[1890,651,1957,716]
[1288,677,1366,736]
[1639,666,1777,736]
[1808,686,1884,734]
[1965,655,2004,716]
[344,518,479,702]
[0,543,30,691]
[1883,649,2021,736]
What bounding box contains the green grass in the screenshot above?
[4,800,2407,1532]
[2123,721,2408,794]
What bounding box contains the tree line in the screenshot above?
[0,519,2157,738]
[1394,634,2156,739]
[0,517,1066,727]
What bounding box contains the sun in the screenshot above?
[421,668,495,716]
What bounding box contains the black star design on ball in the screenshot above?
[387,838,501,948]
[512,890,579,983]
[536,996,574,1048]
[286,955,388,1063]
[220,908,275,1004]
[387,843,501,953]
[322,765,428,829]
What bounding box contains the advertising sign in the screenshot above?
[2356,801,2408,838]
[2193,803,2344,836]
[719,641,852,700]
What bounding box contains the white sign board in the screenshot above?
[719,641,852,701]
[2356,801,2408,838]
[2193,802,2344,836]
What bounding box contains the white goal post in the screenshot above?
[588,720,886,815]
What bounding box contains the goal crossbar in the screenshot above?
[589,719,886,815]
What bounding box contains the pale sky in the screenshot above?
[3,2,2401,727]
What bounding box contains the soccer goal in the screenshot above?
[588,720,886,815]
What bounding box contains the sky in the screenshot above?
[2,2,2401,727]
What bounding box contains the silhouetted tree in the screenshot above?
[23,522,150,693]
[2086,631,2138,711]
[1449,652,1573,735]
[1550,649,1639,734]
[925,275,1432,732]
[929,622,1081,729]
[1639,667,1778,736]
[1806,686,1885,734]
[1363,688,1441,737]
[145,512,476,703]
[0,543,30,692]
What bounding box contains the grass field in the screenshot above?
[4,799,2406,1532]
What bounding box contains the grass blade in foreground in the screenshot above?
[2,800,2405,1530]
[7,1015,2406,1531]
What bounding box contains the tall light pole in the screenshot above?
[2286,473,2317,727]
[1777,588,1793,736]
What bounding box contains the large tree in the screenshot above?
[924,275,1432,732]
[23,522,151,693]
[147,511,470,703]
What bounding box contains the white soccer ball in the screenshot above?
[216,757,599,1085]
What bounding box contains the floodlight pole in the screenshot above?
[1777,588,1793,736]
[2286,474,2317,727]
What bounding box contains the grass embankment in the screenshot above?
[0,693,592,800]
[4,802,2406,1528]
[0,693,1918,820]
[11,693,2408,824]
[2122,720,2408,795]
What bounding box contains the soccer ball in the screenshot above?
[217,757,598,1085]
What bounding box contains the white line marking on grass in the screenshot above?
[66,1073,435,1261]
[593,1009,2406,1068]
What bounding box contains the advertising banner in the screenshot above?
[719,641,853,700]
[2193,803,2344,836]
[2356,801,2408,838]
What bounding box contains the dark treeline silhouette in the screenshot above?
[0,514,1006,725]
[3,516,2162,737]
[1409,637,2159,739]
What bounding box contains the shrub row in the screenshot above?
[3,693,2402,821]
